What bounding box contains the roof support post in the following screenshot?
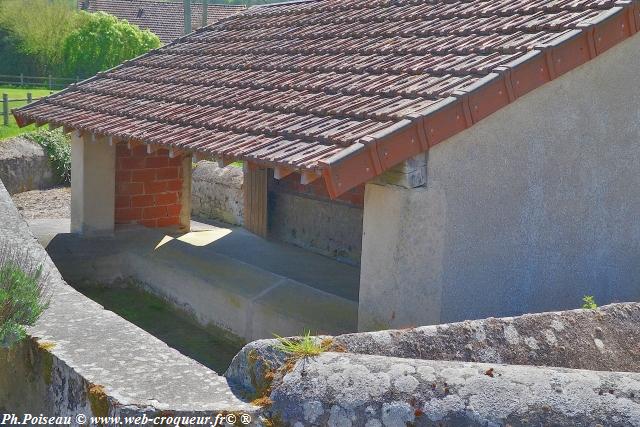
[179,152,192,232]
[70,132,116,236]
[243,162,268,238]
[183,0,192,35]
[201,0,208,28]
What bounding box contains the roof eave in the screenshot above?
[321,1,640,199]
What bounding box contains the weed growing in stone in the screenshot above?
[582,295,598,310]
[0,243,49,348]
[274,330,329,358]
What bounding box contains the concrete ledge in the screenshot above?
[0,179,257,419]
[45,221,359,342]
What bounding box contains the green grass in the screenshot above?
[0,86,58,140]
[274,330,329,358]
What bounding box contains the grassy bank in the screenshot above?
[0,87,57,140]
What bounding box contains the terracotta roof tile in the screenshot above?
[78,0,245,43]
[16,0,640,197]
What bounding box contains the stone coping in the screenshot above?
[227,302,640,425]
[0,179,257,416]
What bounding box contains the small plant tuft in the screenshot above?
[0,243,49,348]
[582,295,598,310]
[274,330,330,359]
[25,129,71,185]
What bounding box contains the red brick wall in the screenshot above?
[269,172,365,207]
[115,144,183,228]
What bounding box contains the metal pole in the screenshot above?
[183,0,192,35]
[27,92,32,104]
[201,0,208,28]
[2,94,8,126]
[20,73,24,86]
[48,74,52,90]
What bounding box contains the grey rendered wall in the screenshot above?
[359,34,640,330]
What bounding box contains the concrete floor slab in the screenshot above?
[36,218,360,341]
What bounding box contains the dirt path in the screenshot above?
[11,186,70,219]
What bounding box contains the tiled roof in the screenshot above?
[16,0,640,198]
[78,0,245,43]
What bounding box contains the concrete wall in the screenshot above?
[359,35,640,330]
[268,172,364,265]
[0,171,257,420]
[0,137,55,195]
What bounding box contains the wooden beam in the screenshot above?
[273,166,294,180]
[243,162,268,238]
[301,170,321,185]
[217,156,234,168]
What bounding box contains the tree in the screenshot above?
[0,0,82,75]
[61,12,161,77]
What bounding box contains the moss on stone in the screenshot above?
[36,340,56,386]
[87,383,109,418]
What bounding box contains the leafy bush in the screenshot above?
[25,129,71,185]
[62,12,161,77]
[0,244,49,348]
[582,295,598,310]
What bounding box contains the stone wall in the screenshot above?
[191,161,244,225]
[227,303,640,426]
[268,172,364,265]
[191,162,364,264]
[359,32,640,330]
[0,137,55,195]
[0,177,257,421]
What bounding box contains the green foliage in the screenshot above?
[61,12,161,77]
[0,0,82,75]
[274,330,329,358]
[0,86,57,140]
[24,129,71,184]
[0,245,48,348]
[582,295,598,310]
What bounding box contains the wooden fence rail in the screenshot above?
[0,74,83,90]
[2,93,44,126]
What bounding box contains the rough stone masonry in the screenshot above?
[227,303,640,426]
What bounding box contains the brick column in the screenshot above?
[115,144,185,229]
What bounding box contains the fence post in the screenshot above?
[76,75,79,83]
[2,94,8,126]
[27,93,32,104]
[20,73,24,86]
[48,74,52,90]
